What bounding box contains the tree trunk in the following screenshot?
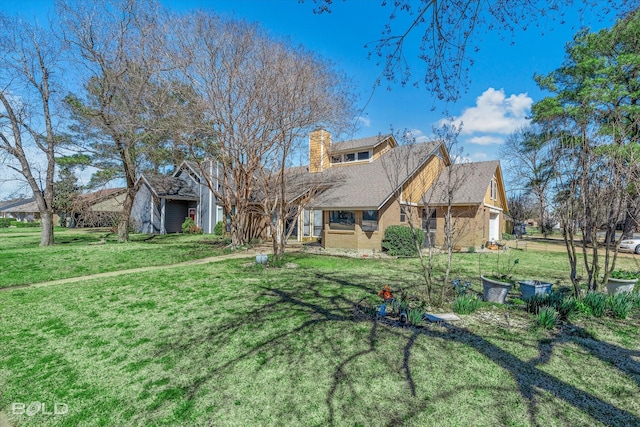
[40,211,55,247]
[117,191,135,242]
[622,206,638,239]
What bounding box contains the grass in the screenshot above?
[0,228,229,288]
[1,235,640,426]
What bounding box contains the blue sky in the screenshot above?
[0,0,624,199]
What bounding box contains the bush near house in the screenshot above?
[0,218,13,228]
[381,225,425,256]
[14,221,40,228]
[214,220,224,235]
[181,217,203,234]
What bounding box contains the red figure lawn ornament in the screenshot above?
[378,285,393,301]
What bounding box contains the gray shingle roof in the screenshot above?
[142,174,200,200]
[0,198,34,211]
[423,160,500,205]
[1,198,38,213]
[330,134,393,154]
[309,141,441,209]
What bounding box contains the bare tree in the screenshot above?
[500,125,556,237]
[59,0,173,242]
[305,1,633,103]
[0,14,67,246]
[175,12,356,249]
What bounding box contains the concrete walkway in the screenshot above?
[0,248,273,292]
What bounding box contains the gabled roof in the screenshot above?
[1,198,38,213]
[0,198,33,211]
[77,188,127,203]
[423,160,500,205]
[330,134,394,154]
[309,140,442,209]
[139,174,199,201]
[175,160,203,182]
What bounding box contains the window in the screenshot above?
[357,151,370,161]
[313,210,323,236]
[344,153,355,162]
[362,210,378,232]
[303,209,311,237]
[329,210,355,230]
[331,155,342,164]
[490,177,497,200]
[400,207,406,222]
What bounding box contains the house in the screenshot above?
[123,128,508,251]
[131,160,224,234]
[293,128,508,251]
[72,188,127,228]
[0,198,50,223]
[0,198,32,219]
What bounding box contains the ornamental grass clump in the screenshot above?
[606,293,634,319]
[407,308,423,325]
[536,306,559,329]
[453,295,482,314]
[583,292,607,317]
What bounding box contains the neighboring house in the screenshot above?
[72,188,127,228]
[131,160,225,234]
[0,198,47,223]
[293,128,509,251]
[0,198,31,219]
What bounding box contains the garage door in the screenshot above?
[165,201,189,233]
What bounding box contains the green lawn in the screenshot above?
[0,228,228,288]
[1,237,639,426]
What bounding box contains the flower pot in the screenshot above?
[518,280,553,300]
[605,278,636,295]
[255,254,268,264]
[481,275,513,304]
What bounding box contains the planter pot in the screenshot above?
[255,254,268,264]
[481,276,513,304]
[605,278,636,295]
[518,280,553,300]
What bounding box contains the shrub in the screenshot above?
[214,220,223,236]
[467,246,476,253]
[14,221,40,228]
[606,293,634,319]
[583,292,607,317]
[0,218,12,228]
[453,295,482,314]
[181,217,203,234]
[536,306,558,329]
[381,225,424,257]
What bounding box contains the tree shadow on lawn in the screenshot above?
[148,269,639,426]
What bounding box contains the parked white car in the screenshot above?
[619,238,640,254]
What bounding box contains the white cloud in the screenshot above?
[446,87,532,135]
[404,128,431,143]
[358,115,371,127]
[469,152,489,162]
[468,136,505,145]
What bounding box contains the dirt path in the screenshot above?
[0,249,273,293]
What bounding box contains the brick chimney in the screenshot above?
[309,127,331,173]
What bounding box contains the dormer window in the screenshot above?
[330,150,373,164]
[357,151,370,160]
